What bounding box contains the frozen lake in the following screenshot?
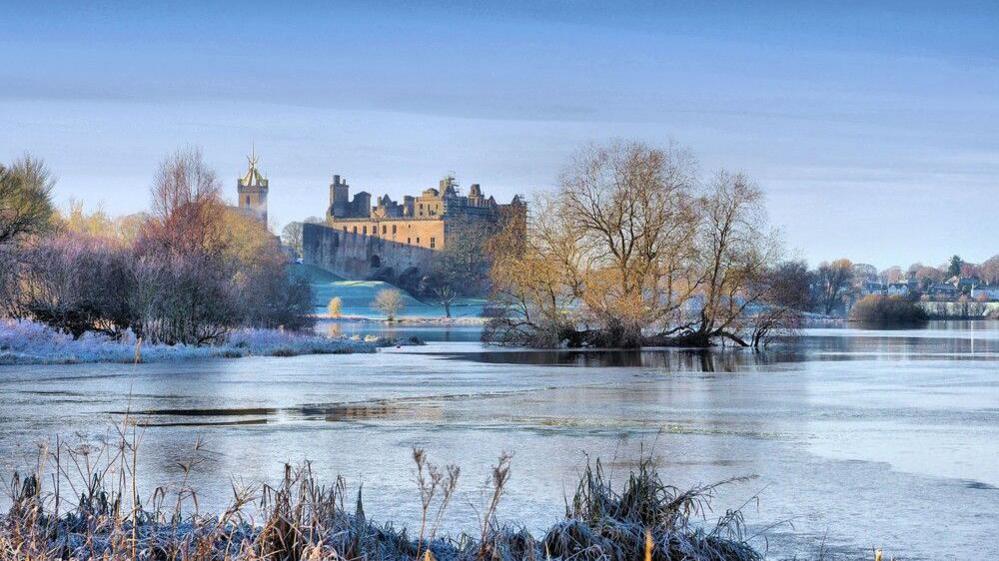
[1,321,997,560]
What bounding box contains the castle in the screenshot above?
[303,173,524,281]
[324,174,520,251]
[231,151,524,283]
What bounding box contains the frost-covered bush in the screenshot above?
[15,233,136,338]
[0,319,376,365]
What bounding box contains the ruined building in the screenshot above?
[303,174,525,282]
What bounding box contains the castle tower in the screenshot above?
[329,174,350,218]
[237,148,269,224]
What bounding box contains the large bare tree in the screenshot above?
[485,141,785,349]
[142,147,226,257]
[559,141,698,346]
[671,171,781,347]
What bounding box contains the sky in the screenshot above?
[1,0,997,269]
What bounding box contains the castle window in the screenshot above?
[407,237,411,244]
[430,237,436,249]
[245,196,250,205]
[382,225,387,234]
[392,224,397,234]
[416,237,420,245]
[363,226,367,235]
[342,226,347,232]
[352,226,357,234]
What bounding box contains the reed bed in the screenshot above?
[2,422,765,561]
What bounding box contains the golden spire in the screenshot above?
[247,143,259,170]
[240,143,267,188]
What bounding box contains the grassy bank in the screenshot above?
[1,426,766,561]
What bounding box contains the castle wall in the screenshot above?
[326,218,448,250]
[303,222,439,280]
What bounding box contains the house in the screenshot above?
[927,283,959,299]
[861,281,885,296]
[970,285,999,301]
[886,282,910,296]
[948,276,981,294]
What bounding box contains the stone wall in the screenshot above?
[302,222,437,282]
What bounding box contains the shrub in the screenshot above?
[15,233,137,338]
[373,288,404,321]
[849,295,928,325]
[328,296,343,318]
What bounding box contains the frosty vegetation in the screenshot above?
[1,423,768,561]
[0,319,378,365]
[0,150,315,350]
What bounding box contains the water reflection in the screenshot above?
[452,348,803,372]
[450,324,999,370]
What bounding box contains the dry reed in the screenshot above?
[1,425,771,561]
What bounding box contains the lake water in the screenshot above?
[1,321,997,560]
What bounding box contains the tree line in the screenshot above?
[0,149,312,345]
[477,141,997,349]
[812,253,999,316]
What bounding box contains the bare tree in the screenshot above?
[142,147,226,257]
[485,193,589,347]
[907,262,944,290]
[749,260,812,347]
[281,221,304,258]
[151,147,221,220]
[373,288,404,321]
[424,216,500,317]
[816,259,854,315]
[879,266,903,284]
[673,171,779,347]
[981,255,999,285]
[485,141,784,349]
[559,141,698,346]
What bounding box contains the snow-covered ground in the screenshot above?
[0,320,380,365]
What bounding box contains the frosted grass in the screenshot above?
[0,319,379,365]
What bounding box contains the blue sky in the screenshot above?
[2,0,997,268]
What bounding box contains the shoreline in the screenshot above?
[0,319,396,366]
[315,314,488,326]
